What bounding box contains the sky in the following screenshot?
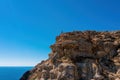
[0,0,120,66]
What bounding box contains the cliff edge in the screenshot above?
[20,31,120,80]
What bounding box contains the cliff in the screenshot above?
[20,31,120,80]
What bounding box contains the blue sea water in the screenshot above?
[0,67,33,80]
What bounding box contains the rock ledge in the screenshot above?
[20,31,120,80]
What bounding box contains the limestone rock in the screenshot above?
[20,31,120,80]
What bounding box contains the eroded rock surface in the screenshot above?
[20,31,120,80]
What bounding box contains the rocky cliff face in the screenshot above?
[20,31,120,80]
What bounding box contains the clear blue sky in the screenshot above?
[0,0,120,66]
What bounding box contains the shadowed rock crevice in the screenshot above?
[20,31,120,80]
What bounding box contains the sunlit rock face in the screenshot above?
[20,31,120,80]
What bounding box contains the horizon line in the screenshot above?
[0,66,34,67]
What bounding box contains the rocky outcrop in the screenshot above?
[20,31,120,80]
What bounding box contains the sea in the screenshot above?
[0,67,33,80]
